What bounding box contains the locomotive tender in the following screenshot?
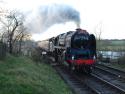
[47,28,96,73]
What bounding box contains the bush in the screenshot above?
[31,47,47,62]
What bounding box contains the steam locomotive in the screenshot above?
[43,28,96,73]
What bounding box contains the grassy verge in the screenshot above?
[108,63,125,71]
[100,62,125,71]
[0,54,72,94]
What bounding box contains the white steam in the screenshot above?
[26,3,80,33]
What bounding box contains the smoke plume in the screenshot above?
[27,3,80,33]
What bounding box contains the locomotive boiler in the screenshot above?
[48,28,96,73]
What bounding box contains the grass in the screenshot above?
[100,61,125,71]
[0,54,72,94]
[108,63,125,71]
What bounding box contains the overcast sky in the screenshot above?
[0,0,125,40]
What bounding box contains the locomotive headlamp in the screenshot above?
[93,55,96,60]
[72,55,75,60]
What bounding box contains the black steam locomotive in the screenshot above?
[44,28,96,73]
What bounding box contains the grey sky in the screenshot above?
[0,0,125,40]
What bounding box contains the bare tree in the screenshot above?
[94,22,104,60]
[0,10,29,54]
[13,25,31,54]
[94,22,103,50]
[94,22,103,41]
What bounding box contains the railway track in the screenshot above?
[95,63,125,80]
[52,65,98,94]
[51,63,125,94]
[92,64,125,93]
[84,73,125,94]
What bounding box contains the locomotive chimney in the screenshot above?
[76,20,81,28]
